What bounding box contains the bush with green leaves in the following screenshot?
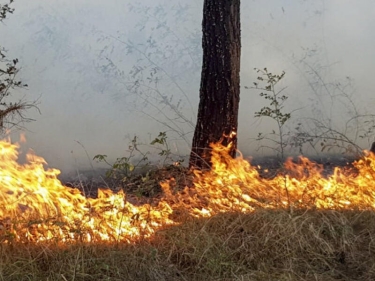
[247,68,291,161]
[249,66,375,159]
[94,132,184,182]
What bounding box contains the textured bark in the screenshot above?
[370,142,375,154]
[189,0,241,169]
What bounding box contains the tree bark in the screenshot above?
[189,0,241,169]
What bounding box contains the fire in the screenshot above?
[188,144,375,214]
[0,140,174,243]
[0,138,375,243]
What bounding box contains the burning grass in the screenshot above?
[1,210,375,280]
[2,138,375,280]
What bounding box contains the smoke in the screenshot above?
[1,0,374,174]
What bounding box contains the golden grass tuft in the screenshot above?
[1,209,375,280]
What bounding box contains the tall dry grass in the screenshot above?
[1,209,374,281]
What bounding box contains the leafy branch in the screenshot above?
[247,68,291,161]
[0,0,39,133]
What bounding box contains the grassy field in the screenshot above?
[1,209,374,281]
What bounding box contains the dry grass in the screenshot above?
[1,209,375,281]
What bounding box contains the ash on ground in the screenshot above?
[59,154,358,201]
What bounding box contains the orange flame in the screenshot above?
[0,139,374,243]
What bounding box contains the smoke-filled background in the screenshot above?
[1,0,374,175]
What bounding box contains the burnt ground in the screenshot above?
[59,154,358,201]
[60,164,194,202]
[251,154,358,178]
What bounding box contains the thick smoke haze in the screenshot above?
[1,0,374,175]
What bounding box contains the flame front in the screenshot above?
[0,139,375,243]
[0,141,174,243]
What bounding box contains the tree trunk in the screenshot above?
[189,0,241,169]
